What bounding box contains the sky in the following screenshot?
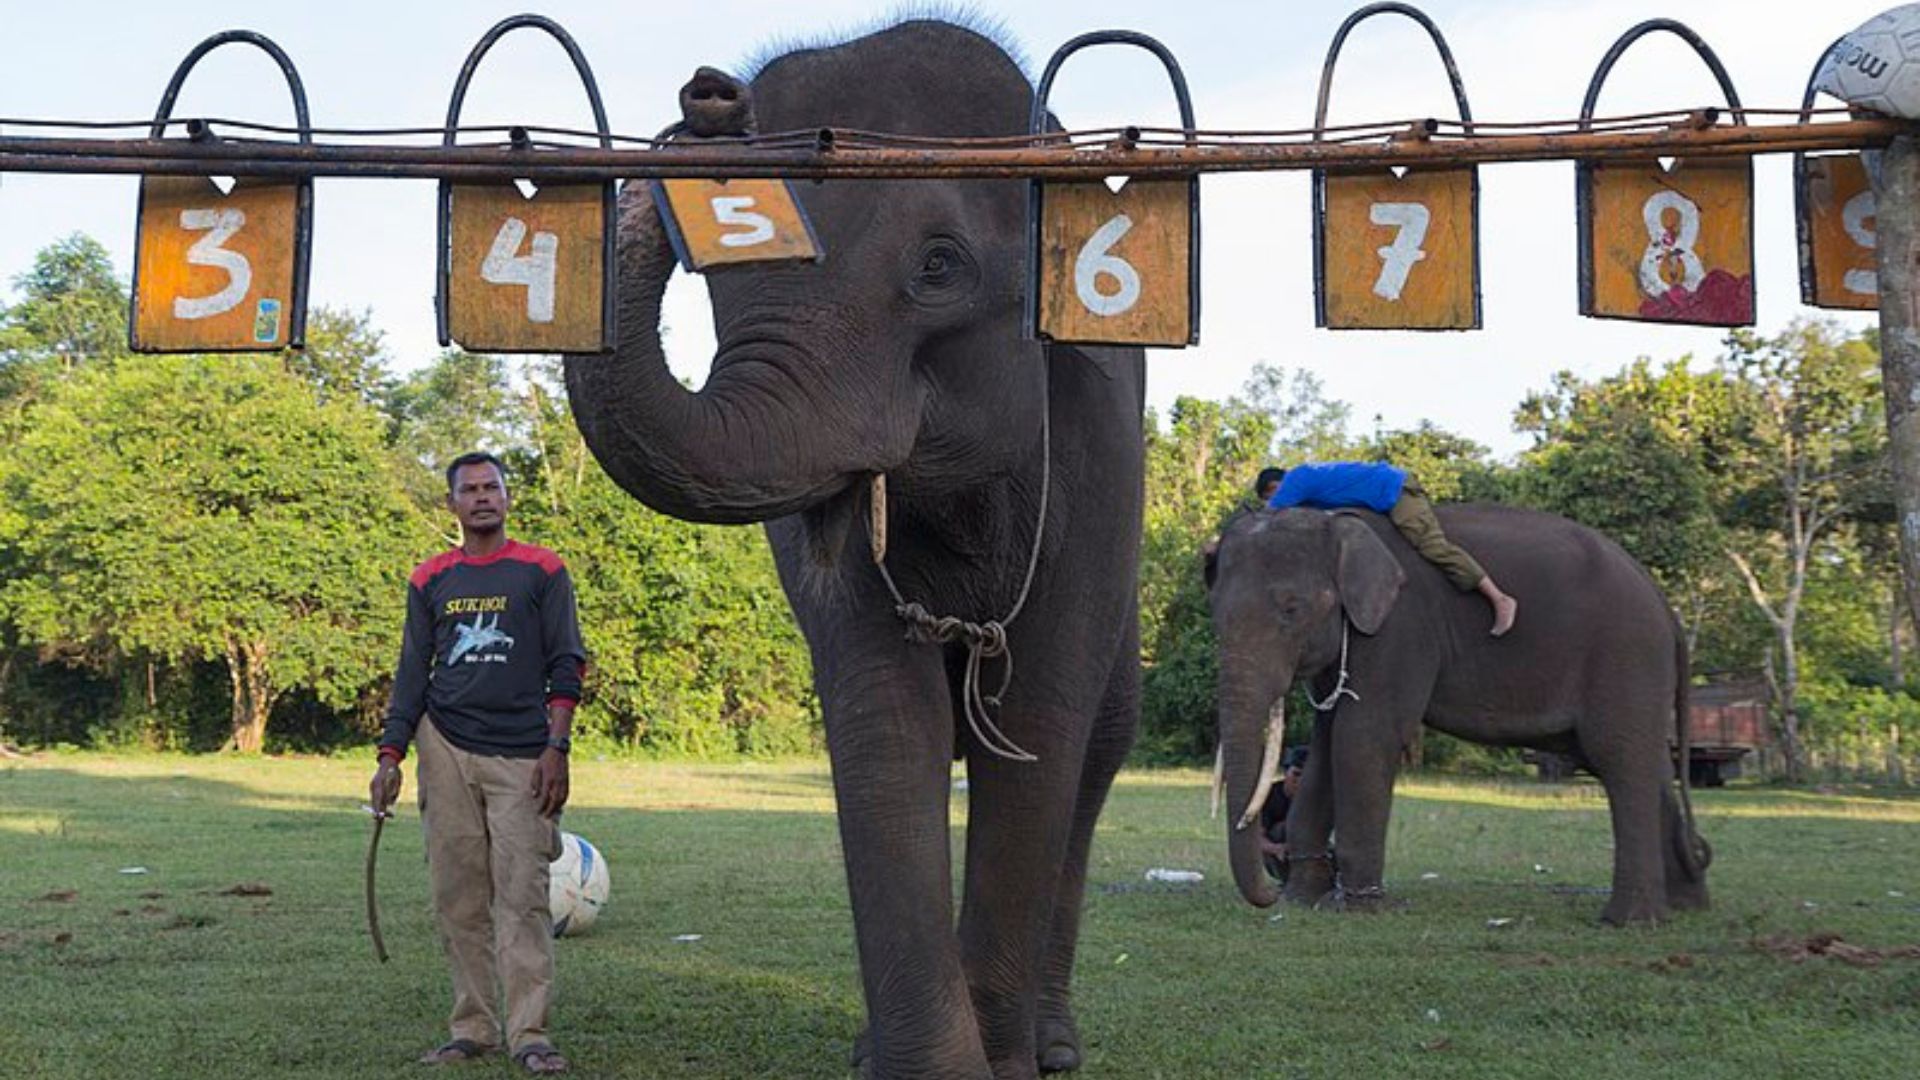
[0,0,1897,457]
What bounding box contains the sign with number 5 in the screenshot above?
[654,179,821,271]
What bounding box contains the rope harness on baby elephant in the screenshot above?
[1306,618,1361,713]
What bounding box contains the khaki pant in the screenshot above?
[416,717,560,1053]
[1388,480,1487,592]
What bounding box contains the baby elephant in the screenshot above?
[1208,505,1710,924]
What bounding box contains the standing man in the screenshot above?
[369,451,586,1076]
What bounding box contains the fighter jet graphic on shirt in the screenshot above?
[449,613,516,665]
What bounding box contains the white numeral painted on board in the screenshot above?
[1639,191,1706,296]
[481,217,558,323]
[173,207,251,319]
[1842,190,1879,296]
[711,196,776,247]
[1074,213,1142,317]
[1369,202,1429,301]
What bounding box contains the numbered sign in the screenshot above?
[1799,153,1878,311]
[653,179,820,270]
[1316,168,1479,330]
[1579,158,1754,326]
[1034,179,1194,347]
[131,177,303,352]
[443,182,609,353]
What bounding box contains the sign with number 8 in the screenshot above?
[1576,19,1755,327]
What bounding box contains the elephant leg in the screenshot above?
[1034,628,1140,1074]
[824,650,992,1079]
[1283,715,1337,905]
[960,723,1091,1080]
[1327,706,1405,908]
[1591,758,1671,925]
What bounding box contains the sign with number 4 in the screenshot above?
[653,179,820,271]
[443,182,610,353]
[132,176,303,352]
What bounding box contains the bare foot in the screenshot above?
[1490,594,1518,637]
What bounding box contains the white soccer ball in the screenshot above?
[548,831,610,937]
[1815,4,1920,119]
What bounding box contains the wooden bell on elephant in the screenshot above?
[1311,3,1481,331]
[1795,44,1880,311]
[1576,20,1755,327]
[1027,31,1200,348]
[435,15,616,354]
[131,32,313,353]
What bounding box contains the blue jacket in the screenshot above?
[1267,462,1407,513]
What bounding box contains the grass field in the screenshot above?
[2,754,1916,1079]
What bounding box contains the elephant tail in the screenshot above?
[1672,631,1712,879]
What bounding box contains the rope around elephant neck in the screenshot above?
[1307,619,1360,713]
[872,378,1051,764]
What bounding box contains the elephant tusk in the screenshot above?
[1236,698,1286,830]
[1209,743,1224,820]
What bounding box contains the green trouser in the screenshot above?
[1387,479,1486,592]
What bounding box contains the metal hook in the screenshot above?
[1312,2,1474,137]
[136,29,314,350]
[435,14,617,351]
[1578,19,1747,128]
[1025,30,1201,345]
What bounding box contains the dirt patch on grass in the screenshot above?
[213,883,272,897]
[1753,932,1920,968]
[33,889,76,903]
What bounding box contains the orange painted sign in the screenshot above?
[132,176,300,352]
[1580,158,1754,326]
[1035,179,1193,346]
[1800,153,1878,311]
[445,182,607,353]
[655,179,820,270]
[1317,168,1478,330]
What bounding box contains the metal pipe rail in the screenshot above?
[0,116,1911,182]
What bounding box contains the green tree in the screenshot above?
[0,354,431,751]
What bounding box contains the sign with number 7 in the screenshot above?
[1316,168,1479,330]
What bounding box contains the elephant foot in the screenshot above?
[1332,884,1406,913]
[1600,893,1670,926]
[1281,851,1335,905]
[1035,1016,1082,1074]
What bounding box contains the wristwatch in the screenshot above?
[546,735,571,755]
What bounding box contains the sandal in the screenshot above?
[512,1043,569,1074]
[419,1038,496,1065]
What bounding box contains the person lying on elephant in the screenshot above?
[1257,745,1312,880]
[1265,462,1519,636]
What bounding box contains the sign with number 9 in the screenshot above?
[1798,153,1878,311]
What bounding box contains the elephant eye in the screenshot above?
[908,237,978,305]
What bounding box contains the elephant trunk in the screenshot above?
[1219,658,1292,908]
[563,181,865,524]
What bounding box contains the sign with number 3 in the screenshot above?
[133,177,304,352]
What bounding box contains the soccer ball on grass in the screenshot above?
[548,831,610,937]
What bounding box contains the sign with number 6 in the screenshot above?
[130,31,312,353]
[654,179,821,271]
[1027,31,1200,348]
[1576,19,1755,327]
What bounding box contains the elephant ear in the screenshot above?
[1331,514,1404,634]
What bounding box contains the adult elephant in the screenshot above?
[1207,505,1710,925]
[563,21,1144,1079]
